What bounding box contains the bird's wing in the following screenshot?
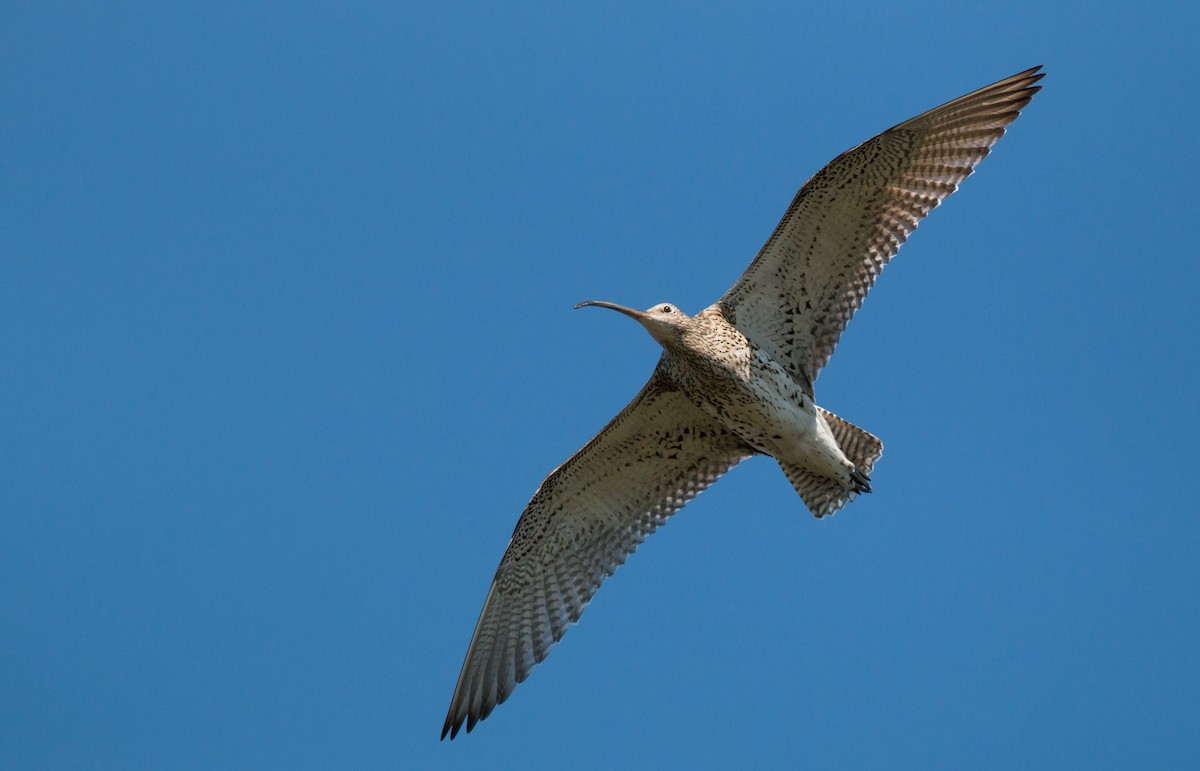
[718,67,1043,385]
[442,372,755,739]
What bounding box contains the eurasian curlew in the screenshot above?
[442,66,1044,739]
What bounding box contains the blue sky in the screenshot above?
[3,2,1198,768]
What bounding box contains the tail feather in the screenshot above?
[817,407,883,475]
[779,410,883,518]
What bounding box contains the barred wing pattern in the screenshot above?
[719,67,1043,385]
[441,373,756,739]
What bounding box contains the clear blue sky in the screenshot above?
[3,2,1197,768]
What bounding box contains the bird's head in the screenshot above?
[575,301,691,347]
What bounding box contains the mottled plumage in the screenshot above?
[442,67,1043,739]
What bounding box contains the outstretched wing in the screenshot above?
[441,372,755,739]
[719,67,1043,385]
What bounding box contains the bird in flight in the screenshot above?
[442,67,1044,739]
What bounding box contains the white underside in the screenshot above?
[680,347,854,486]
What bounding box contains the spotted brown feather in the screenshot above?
[720,67,1044,384]
[441,374,755,739]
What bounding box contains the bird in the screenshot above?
[441,66,1044,739]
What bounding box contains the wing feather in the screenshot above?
[719,67,1043,384]
[441,372,755,739]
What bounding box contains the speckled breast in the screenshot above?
[663,324,819,459]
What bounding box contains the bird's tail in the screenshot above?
[778,409,883,518]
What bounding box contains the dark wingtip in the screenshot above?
[1016,65,1046,92]
[441,711,463,741]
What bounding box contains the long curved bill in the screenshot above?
[574,300,647,320]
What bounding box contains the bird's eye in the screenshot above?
[662,305,673,313]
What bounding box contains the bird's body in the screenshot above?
[651,305,863,493]
[441,67,1044,739]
